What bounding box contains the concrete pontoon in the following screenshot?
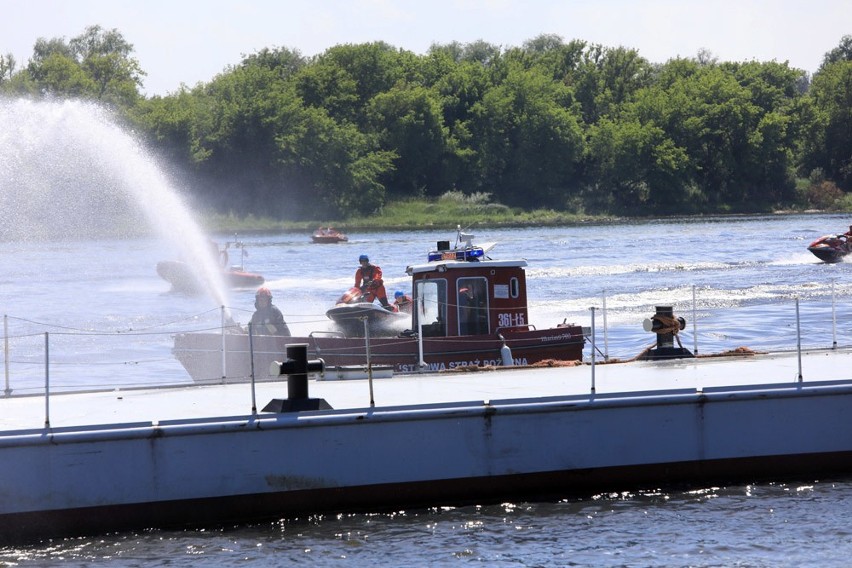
[2,346,852,543]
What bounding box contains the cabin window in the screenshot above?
[510,277,520,298]
[457,277,489,336]
[415,279,447,337]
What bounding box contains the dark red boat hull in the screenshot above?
[173,325,585,382]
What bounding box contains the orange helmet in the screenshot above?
[256,287,272,299]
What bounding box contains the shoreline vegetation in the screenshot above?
[201,191,839,235]
[202,191,618,233]
[4,29,852,225]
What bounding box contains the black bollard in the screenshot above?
[262,344,331,412]
[640,306,694,360]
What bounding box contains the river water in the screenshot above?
[3,214,852,565]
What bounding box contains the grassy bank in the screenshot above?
[200,188,846,234]
[203,192,611,233]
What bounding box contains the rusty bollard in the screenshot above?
[640,306,694,360]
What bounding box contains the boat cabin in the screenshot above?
[406,238,529,337]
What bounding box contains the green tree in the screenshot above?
[43,29,824,218]
[274,105,394,217]
[240,47,306,78]
[585,116,692,214]
[510,35,587,82]
[135,47,396,219]
[469,63,584,208]
[429,59,494,191]
[15,26,144,105]
[37,52,95,97]
[800,60,852,191]
[570,44,654,124]
[186,61,302,216]
[131,88,212,166]
[293,58,360,124]
[367,85,449,197]
[725,60,802,203]
[0,53,16,85]
[69,25,146,105]
[295,42,420,127]
[657,65,763,208]
[820,34,852,70]
[457,40,503,66]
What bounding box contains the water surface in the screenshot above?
[3,215,852,565]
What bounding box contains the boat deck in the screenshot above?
[2,347,851,432]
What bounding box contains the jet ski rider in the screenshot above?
[355,254,393,310]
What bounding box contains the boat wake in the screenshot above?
[527,260,752,280]
[530,280,852,329]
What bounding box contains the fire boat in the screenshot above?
[172,230,586,381]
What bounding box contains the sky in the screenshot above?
[1,0,849,96]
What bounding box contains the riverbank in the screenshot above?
[200,193,842,234]
[202,194,615,233]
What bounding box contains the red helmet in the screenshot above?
[256,287,272,299]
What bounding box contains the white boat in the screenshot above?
[324,292,409,336]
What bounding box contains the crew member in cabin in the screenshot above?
[393,290,413,313]
[355,254,393,310]
[458,285,487,335]
[249,286,291,336]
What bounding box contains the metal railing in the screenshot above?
[3,283,852,427]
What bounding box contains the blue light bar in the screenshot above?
[427,247,484,262]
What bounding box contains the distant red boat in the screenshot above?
[157,237,265,293]
[312,227,348,243]
[157,261,265,293]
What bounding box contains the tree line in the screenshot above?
[2,26,851,220]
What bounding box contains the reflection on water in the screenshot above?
[6,479,852,566]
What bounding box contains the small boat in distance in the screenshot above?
[808,228,852,263]
[156,261,264,293]
[157,236,265,293]
[312,227,348,243]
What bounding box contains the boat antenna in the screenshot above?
[231,233,247,271]
[455,223,475,249]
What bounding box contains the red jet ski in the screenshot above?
[807,233,851,263]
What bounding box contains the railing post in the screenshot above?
[248,322,257,414]
[589,307,596,394]
[795,297,803,382]
[220,305,227,382]
[831,279,837,349]
[363,317,375,407]
[4,315,10,397]
[417,293,426,370]
[601,290,609,362]
[44,332,50,428]
[692,285,699,355]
